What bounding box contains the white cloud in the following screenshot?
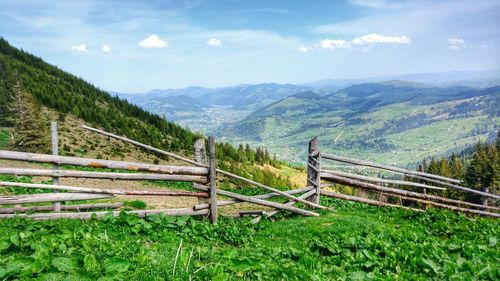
[319,39,350,50]
[101,44,111,53]
[448,37,465,50]
[307,34,410,53]
[70,44,87,52]
[297,46,311,53]
[138,34,168,49]
[351,33,411,45]
[207,38,222,46]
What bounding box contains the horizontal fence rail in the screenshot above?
[0,168,209,184]
[0,181,208,197]
[0,150,209,176]
[321,173,499,209]
[322,170,446,191]
[0,203,123,214]
[0,193,114,205]
[409,174,500,200]
[0,207,210,220]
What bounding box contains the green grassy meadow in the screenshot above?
[0,199,498,280]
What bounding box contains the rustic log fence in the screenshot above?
[1,124,498,222]
[311,137,499,218]
[0,123,322,222]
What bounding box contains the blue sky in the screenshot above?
[1,0,499,92]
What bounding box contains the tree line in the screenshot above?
[420,131,500,202]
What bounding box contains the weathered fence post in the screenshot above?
[208,136,217,224]
[482,187,489,210]
[51,121,61,212]
[193,139,209,204]
[417,164,428,209]
[306,137,321,206]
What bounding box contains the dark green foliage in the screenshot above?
[465,139,499,191]
[215,141,282,168]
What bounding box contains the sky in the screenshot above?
[1,0,499,92]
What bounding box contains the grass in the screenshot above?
[0,198,498,280]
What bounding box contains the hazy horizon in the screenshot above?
[112,69,500,94]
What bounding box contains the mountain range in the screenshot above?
[115,74,500,166]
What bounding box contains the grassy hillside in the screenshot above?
[0,199,498,280]
[220,83,500,166]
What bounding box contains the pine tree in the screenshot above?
[449,153,465,181]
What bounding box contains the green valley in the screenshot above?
[220,84,497,165]
[118,78,500,168]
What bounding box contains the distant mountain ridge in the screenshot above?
[115,83,312,109]
[114,83,313,122]
[301,70,500,92]
[113,70,500,121]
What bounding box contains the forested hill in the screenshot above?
[0,38,289,187]
[0,38,202,153]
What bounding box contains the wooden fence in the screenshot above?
[0,125,498,222]
[0,123,323,222]
[308,137,500,218]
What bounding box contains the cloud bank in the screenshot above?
[299,33,411,53]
